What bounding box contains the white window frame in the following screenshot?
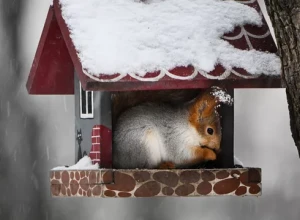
[79,81,94,119]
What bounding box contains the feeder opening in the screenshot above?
[110,88,234,170]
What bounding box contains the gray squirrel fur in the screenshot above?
[112,88,227,169]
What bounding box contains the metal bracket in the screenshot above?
[76,129,83,162]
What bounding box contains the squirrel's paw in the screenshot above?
[202,148,217,161]
[158,161,176,169]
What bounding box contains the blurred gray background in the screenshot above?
[0,0,299,219]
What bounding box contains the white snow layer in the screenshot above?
[59,0,281,76]
[211,87,233,105]
[52,156,99,170]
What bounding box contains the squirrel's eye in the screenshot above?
[207,128,214,135]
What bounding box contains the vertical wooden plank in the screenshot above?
[217,88,234,168]
[99,92,113,168]
[99,126,112,168]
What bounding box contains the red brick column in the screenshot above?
[89,125,112,168]
[89,125,101,164]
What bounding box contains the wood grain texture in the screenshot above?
[265,0,300,156]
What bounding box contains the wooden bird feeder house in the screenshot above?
[27,0,282,198]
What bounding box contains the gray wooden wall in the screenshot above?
[74,73,111,162]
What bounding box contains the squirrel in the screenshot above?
[112,87,232,169]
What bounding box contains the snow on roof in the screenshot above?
[59,0,281,77]
[52,156,99,170]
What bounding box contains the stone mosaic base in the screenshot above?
[50,168,261,198]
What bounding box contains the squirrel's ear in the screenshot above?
[198,86,233,118]
[189,87,231,121]
[198,92,220,119]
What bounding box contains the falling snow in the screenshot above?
[1,1,300,220]
[7,101,10,117]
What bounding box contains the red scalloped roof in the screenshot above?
[26,0,282,94]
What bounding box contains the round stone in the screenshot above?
[89,171,97,184]
[61,171,70,187]
[249,185,261,194]
[235,186,247,196]
[80,171,85,178]
[240,170,261,187]
[70,180,79,195]
[67,188,71,196]
[162,187,174,196]
[118,192,132,197]
[54,172,60,180]
[197,181,212,195]
[104,190,116,197]
[104,171,136,192]
[216,170,229,179]
[87,189,92,197]
[179,171,200,184]
[201,171,215,181]
[213,178,240,195]
[153,171,179,187]
[51,180,60,196]
[133,171,151,182]
[80,177,89,191]
[75,172,80,180]
[61,185,66,195]
[134,181,161,197]
[175,184,195,196]
[92,186,102,196]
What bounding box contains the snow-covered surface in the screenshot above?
[211,87,233,105]
[52,156,99,170]
[234,155,244,167]
[59,0,281,77]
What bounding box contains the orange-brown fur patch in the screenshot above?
[188,90,221,152]
[186,146,217,166]
[188,92,218,129]
[158,162,176,169]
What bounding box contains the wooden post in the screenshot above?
[99,92,113,168]
[219,88,234,168]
